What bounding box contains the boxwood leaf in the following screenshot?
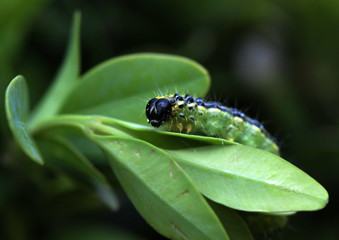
[210,202,254,240]
[89,136,229,240]
[61,53,210,125]
[88,116,234,150]
[37,134,107,184]
[29,12,81,129]
[5,75,43,164]
[37,134,119,211]
[168,144,328,212]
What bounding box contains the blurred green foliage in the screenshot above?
[1,0,338,239]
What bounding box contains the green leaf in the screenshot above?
[33,115,231,159]
[37,134,119,211]
[168,144,328,212]
[28,12,81,129]
[61,53,210,125]
[37,134,107,184]
[210,202,254,240]
[88,115,234,150]
[89,136,229,240]
[5,75,43,164]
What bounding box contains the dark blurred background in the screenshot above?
[1,0,338,239]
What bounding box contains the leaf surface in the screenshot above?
[168,144,328,212]
[5,75,43,164]
[89,136,229,240]
[210,202,254,240]
[61,53,210,125]
[37,134,119,210]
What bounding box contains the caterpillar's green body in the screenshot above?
[146,93,279,155]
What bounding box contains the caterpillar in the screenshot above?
[145,93,279,155]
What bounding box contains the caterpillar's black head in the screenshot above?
[146,98,173,127]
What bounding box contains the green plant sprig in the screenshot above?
[4,12,328,240]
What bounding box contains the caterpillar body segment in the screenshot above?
[146,93,279,155]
